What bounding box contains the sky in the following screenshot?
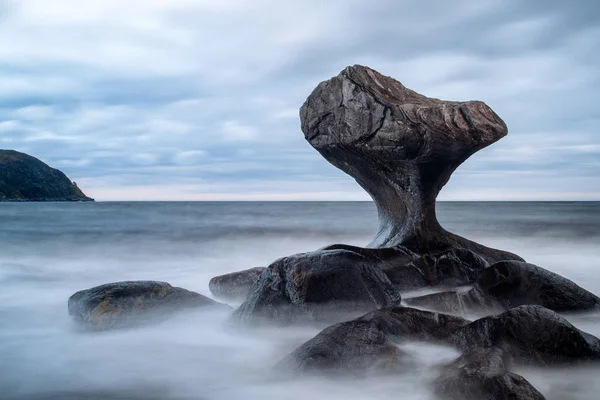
[0,0,599,201]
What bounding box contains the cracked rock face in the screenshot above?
[300,65,520,262]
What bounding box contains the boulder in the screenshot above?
[274,306,469,376]
[209,267,266,301]
[68,281,226,330]
[406,261,600,313]
[274,319,409,376]
[357,307,470,343]
[448,305,600,365]
[233,249,401,325]
[435,347,545,400]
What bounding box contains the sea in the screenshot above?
[1,201,599,400]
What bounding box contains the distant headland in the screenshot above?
[0,149,93,202]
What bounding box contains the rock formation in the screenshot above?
[234,65,523,325]
[434,347,546,400]
[448,305,600,365]
[274,306,469,376]
[68,281,227,330]
[233,249,401,325]
[300,65,520,261]
[0,149,93,201]
[209,267,266,301]
[405,261,600,314]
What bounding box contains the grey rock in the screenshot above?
[209,267,266,301]
[68,281,226,330]
[300,65,521,262]
[274,306,469,376]
[448,305,600,365]
[406,261,600,313]
[235,65,524,325]
[435,347,546,400]
[233,249,401,325]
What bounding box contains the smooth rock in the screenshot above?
[68,281,225,330]
[435,347,546,400]
[449,305,600,365]
[233,249,401,325]
[274,306,469,376]
[209,267,266,301]
[274,319,410,376]
[406,261,600,313]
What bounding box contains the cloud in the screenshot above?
[0,0,599,200]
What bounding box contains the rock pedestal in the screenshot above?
[301,65,519,261]
[234,65,523,325]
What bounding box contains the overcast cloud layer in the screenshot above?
[1,0,599,200]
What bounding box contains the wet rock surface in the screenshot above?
[274,319,410,376]
[233,249,401,325]
[449,305,600,365]
[382,247,490,291]
[435,347,546,400]
[275,306,468,376]
[68,281,225,330]
[209,267,266,301]
[406,261,600,314]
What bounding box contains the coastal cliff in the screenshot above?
[0,150,93,202]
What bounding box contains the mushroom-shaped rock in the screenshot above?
[448,305,600,365]
[233,249,401,325]
[209,267,266,301]
[405,261,600,314]
[300,65,521,263]
[435,347,546,400]
[68,281,226,330]
[274,306,469,376]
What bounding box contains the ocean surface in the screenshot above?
[1,201,599,400]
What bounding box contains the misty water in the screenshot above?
[1,201,600,400]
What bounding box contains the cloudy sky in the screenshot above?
[1,0,599,200]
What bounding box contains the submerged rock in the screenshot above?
[275,307,469,376]
[209,267,266,301]
[357,307,470,343]
[435,347,546,400]
[68,281,225,330]
[274,319,409,376]
[233,249,401,325]
[0,149,93,202]
[449,305,600,365]
[405,261,600,314]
